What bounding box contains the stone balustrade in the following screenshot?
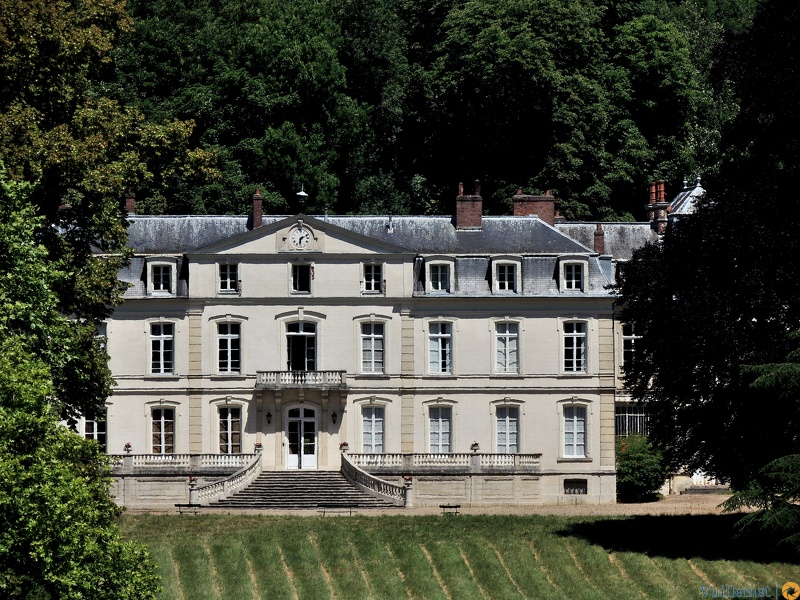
[347,452,542,474]
[255,370,348,389]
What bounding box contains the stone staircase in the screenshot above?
[207,470,399,510]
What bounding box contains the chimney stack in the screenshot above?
[124,190,136,215]
[512,189,555,226]
[455,180,482,229]
[252,188,263,229]
[594,223,605,254]
[654,179,669,234]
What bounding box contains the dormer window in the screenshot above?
[492,258,522,294]
[558,257,588,293]
[146,258,178,296]
[429,264,450,293]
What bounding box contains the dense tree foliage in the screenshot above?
[616,435,669,502]
[616,0,800,539]
[111,0,758,218]
[0,0,216,420]
[0,172,160,598]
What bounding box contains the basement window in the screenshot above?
[564,479,588,495]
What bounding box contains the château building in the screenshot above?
[87,180,701,508]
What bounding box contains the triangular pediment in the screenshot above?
[187,214,413,257]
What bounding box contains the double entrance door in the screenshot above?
[286,407,317,469]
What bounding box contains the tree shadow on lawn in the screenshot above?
[559,513,799,564]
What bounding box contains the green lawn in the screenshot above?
[119,513,799,600]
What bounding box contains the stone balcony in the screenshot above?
[110,453,258,476]
[347,452,542,476]
[255,370,348,390]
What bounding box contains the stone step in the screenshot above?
[208,470,399,510]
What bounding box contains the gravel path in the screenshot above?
[129,492,734,517]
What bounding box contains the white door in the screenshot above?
[286,407,318,469]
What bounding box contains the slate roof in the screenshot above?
[668,180,705,215]
[126,214,592,256]
[556,223,658,261]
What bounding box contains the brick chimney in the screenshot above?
[594,223,605,254]
[124,190,136,215]
[252,188,263,229]
[645,182,656,223]
[455,180,482,229]
[512,189,555,226]
[654,180,669,234]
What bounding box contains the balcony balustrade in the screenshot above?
[255,370,347,390]
[347,452,542,475]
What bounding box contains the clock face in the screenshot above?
[290,226,311,248]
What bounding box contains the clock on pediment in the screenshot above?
[289,225,313,249]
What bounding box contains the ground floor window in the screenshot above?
[615,404,650,437]
[152,408,174,454]
[563,405,586,457]
[496,406,518,453]
[362,406,384,453]
[219,407,241,454]
[429,406,452,453]
[83,410,106,452]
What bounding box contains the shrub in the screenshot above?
[616,435,669,502]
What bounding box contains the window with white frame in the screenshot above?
[621,323,640,371]
[287,322,316,371]
[429,406,452,453]
[362,406,385,453]
[152,408,174,454]
[219,406,241,454]
[428,322,452,374]
[496,406,519,453]
[218,323,241,374]
[361,323,384,374]
[152,265,172,293]
[219,263,239,293]
[83,410,107,452]
[563,321,587,373]
[150,323,174,374]
[363,264,383,293]
[497,264,517,292]
[495,322,519,373]
[429,264,450,293]
[563,262,584,292]
[291,264,312,293]
[563,405,587,457]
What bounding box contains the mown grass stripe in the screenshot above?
[420,544,453,600]
[347,538,375,598]
[614,551,682,598]
[688,559,715,588]
[384,544,414,599]
[388,538,447,599]
[306,533,336,599]
[203,540,224,599]
[210,538,254,600]
[564,539,607,598]
[311,525,370,599]
[489,543,527,599]
[526,539,565,597]
[457,546,489,600]
[277,546,299,600]
[170,540,218,600]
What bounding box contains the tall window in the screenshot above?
[220,264,238,292]
[429,407,451,453]
[83,410,107,452]
[622,323,640,370]
[497,264,517,292]
[287,322,316,371]
[563,321,586,372]
[152,408,174,454]
[150,323,174,374]
[430,264,450,292]
[495,322,519,373]
[362,406,384,453]
[218,323,241,374]
[292,264,312,293]
[361,323,384,374]
[496,406,518,453]
[363,264,382,293]
[219,407,241,454]
[564,406,586,457]
[564,264,584,291]
[429,322,452,374]
[152,265,172,293]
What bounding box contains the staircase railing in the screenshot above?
[340,452,407,507]
[191,452,263,505]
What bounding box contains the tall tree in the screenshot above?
[615,0,800,507]
[0,170,159,598]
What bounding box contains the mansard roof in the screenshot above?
[126,213,593,256]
